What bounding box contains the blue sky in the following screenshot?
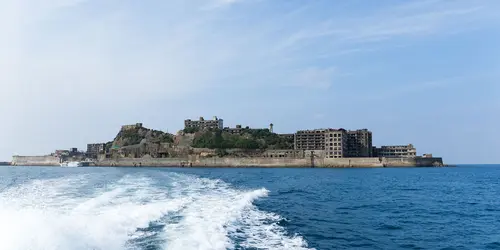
[0,0,498,163]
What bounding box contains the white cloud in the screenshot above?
[277,0,497,52]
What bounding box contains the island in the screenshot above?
[11,116,446,168]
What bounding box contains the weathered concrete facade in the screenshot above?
[375,144,417,158]
[295,129,327,150]
[11,155,61,166]
[95,156,444,168]
[324,129,347,158]
[346,129,373,157]
[87,143,105,158]
[9,154,444,168]
[185,116,223,131]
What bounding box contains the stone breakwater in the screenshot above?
[11,155,445,168]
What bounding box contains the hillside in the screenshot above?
[109,126,174,149]
[190,128,294,150]
[103,125,293,159]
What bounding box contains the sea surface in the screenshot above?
[1,165,500,250]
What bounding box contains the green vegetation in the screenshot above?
[120,129,143,146]
[112,127,175,148]
[191,129,294,150]
[158,133,174,143]
[183,127,200,134]
[105,141,114,152]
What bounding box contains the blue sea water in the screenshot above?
[1,165,500,250]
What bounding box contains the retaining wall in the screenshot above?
[96,156,443,168]
[10,155,444,168]
[11,155,61,166]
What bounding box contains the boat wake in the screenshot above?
[0,172,313,250]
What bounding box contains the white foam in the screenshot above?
[161,174,314,250]
[0,174,188,250]
[0,172,314,250]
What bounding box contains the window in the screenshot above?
[334,143,338,146]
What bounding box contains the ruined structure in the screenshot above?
[346,129,373,157]
[185,116,223,131]
[375,144,417,158]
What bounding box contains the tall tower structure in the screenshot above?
[270,123,274,133]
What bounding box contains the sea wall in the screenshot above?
[382,157,444,167]
[96,156,444,168]
[97,157,309,167]
[10,154,444,168]
[11,155,60,166]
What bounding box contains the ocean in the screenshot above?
[1,165,499,250]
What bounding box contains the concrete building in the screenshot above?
[53,150,69,157]
[121,123,143,131]
[87,143,106,158]
[376,144,417,158]
[295,128,347,158]
[185,116,223,131]
[223,124,246,134]
[324,129,348,158]
[346,129,373,157]
[294,129,328,151]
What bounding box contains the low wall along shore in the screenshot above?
[11,155,444,168]
[11,155,60,166]
[97,156,444,168]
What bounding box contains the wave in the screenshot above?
[0,172,313,250]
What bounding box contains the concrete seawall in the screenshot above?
[96,156,444,168]
[10,155,444,168]
[11,155,60,166]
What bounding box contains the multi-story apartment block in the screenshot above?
[346,129,373,157]
[87,143,106,158]
[295,129,348,158]
[185,116,224,131]
[324,129,348,158]
[376,144,417,158]
[294,129,328,151]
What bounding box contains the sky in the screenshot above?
[0,0,499,164]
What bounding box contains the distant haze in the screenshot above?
[0,0,499,164]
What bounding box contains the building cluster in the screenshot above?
[183,116,420,159]
[294,128,416,158]
[87,143,106,158]
[50,147,86,160]
[78,116,421,160]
